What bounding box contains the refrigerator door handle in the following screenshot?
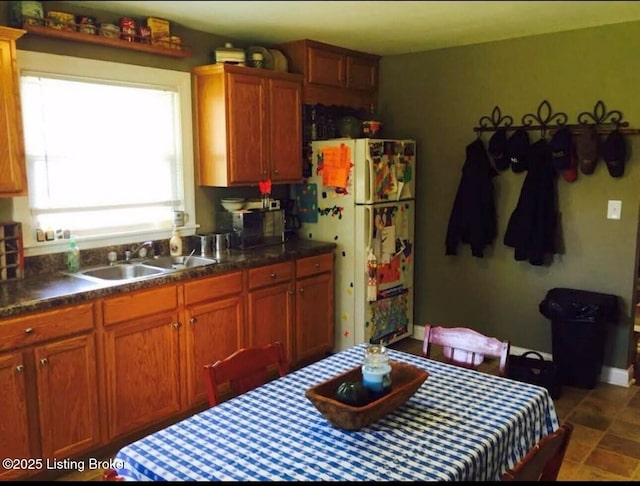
[365,151,375,204]
[365,205,373,250]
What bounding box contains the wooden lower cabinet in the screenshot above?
[102,286,181,439]
[0,302,98,480]
[35,334,100,459]
[183,272,244,407]
[0,351,31,480]
[246,261,295,366]
[295,254,335,365]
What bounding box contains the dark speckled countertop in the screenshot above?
[0,239,336,319]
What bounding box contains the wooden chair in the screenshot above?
[422,324,511,377]
[501,423,574,481]
[203,341,289,407]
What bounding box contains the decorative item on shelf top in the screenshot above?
[215,42,246,65]
[9,0,44,26]
[246,46,271,69]
[337,115,362,138]
[305,361,429,430]
[361,105,383,137]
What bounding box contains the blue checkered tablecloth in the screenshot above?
[115,344,559,481]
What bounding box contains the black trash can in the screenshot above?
[539,287,619,389]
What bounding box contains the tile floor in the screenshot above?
[389,337,640,481]
[56,337,640,481]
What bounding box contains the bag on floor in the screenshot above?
[507,351,562,399]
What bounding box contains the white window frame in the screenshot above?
[13,50,197,257]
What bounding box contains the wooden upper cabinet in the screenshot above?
[0,27,28,196]
[278,39,380,109]
[192,63,302,187]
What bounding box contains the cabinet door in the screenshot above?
[268,78,302,183]
[347,55,378,91]
[307,46,345,88]
[227,72,268,184]
[295,272,334,365]
[104,311,181,439]
[35,334,100,459]
[185,295,244,406]
[247,282,294,366]
[0,351,32,480]
[0,28,27,196]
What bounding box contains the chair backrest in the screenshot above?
[203,341,288,407]
[501,422,574,481]
[423,324,511,377]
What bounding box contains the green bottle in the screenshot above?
[67,236,80,272]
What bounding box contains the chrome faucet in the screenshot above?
[125,241,154,262]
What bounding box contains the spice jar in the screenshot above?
[361,344,392,397]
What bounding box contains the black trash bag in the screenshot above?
[539,287,619,323]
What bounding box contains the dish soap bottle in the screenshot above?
[67,236,80,272]
[169,226,182,257]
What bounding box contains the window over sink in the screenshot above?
[13,50,196,256]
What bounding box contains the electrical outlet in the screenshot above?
[607,200,622,220]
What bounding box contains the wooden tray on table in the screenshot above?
[305,361,429,430]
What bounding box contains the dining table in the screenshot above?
[113,344,560,481]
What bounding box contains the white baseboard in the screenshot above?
[412,325,635,388]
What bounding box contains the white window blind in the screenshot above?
[13,50,196,255]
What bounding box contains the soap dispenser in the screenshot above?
[169,226,182,257]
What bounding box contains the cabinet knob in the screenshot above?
[299,287,304,293]
[15,364,24,372]
[270,273,276,279]
[40,358,48,366]
[24,327,34,334]
[314,263,320,268]
[189,317,196,325]
[288,290,294,295]
[172,322,181,329]
[273,168,279,175]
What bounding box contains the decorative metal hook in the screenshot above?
[521,100,568,129]
[477,106,514,130]
[577,100,628,128]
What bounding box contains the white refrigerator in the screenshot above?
[295,138,416,351]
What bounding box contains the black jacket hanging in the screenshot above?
[504,138,559,265]
[445,138,497,258]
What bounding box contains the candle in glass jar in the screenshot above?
[361,344,392,396]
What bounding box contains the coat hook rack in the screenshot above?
[473,99,640,135]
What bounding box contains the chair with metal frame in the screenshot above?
[501,422,574,481]
[422,324,511,377]
[203,341,289,407]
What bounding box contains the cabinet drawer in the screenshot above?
[0,302,94,352]
[296,253,334,279]
[248,261,293,289]
[184,271,243,305]
[103,285,178,326]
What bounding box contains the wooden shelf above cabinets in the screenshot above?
[22,23,192,59]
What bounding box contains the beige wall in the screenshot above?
[378,21,640,370]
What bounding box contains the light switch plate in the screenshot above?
[607,200,622,220]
